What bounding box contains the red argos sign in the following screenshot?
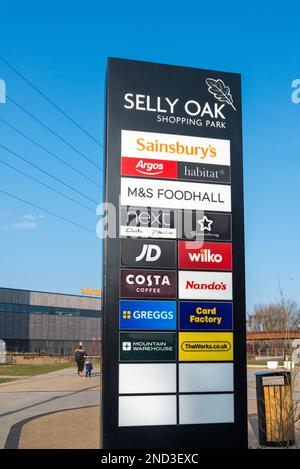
[178,241,232,271]
[121,157,177,179]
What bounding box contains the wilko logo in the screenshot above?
[178,210,232,241]
[178,242,232,270]
[121,239,176,268]
[121,157,177,179]
[120,269,176,298]
[178,271,232,300]
[120,206,177,239]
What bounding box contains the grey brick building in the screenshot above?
[0,288,101,355]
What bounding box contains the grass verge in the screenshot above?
[0,363,73,377]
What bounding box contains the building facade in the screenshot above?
[0,288,101,355]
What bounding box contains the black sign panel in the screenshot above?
[178,162,230,184]
[103,58,247,449]
[121,239,176,268]
[120,205,177,239]
[120,269,176,299]
[119,332,177,361]
[178,210,232,241]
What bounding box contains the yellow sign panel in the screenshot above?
[179,332,233,361]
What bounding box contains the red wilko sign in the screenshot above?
[121,157,177,179]
[178,241,232,271]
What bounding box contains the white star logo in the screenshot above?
[197,215,213,232]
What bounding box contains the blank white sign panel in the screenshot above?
[119,363,176,394]
[179,363,234,393]
[119,395,177,427]
[179,394,234,425]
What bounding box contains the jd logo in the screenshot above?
[121,239,176,268]
[136,244,161,262]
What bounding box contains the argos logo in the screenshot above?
[178,271,232,300]
[178,241,232,270]
[121,157,177,179]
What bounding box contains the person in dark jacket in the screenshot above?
[74,345,87,376]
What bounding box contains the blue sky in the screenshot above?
[0,1,299,313]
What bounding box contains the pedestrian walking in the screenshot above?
[74,344,87,376]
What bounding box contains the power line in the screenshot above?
[0,143,99,205]
[7,95,101,170]
[0,54,103,148]
[0,117,100,187]
[0,158,95,213]
[0,189,95,234]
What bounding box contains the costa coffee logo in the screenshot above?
[178,271,232,300]
[178,242,232,270]
[120,269,176,298]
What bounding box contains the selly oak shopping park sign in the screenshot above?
[103,58,247,449]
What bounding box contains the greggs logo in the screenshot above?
[178,241,232,270]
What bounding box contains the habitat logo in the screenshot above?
[119,300,177,330]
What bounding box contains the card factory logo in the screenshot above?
[123,79,236,129]
[178,271,232,300]
[119,300,177,330]
[179,301,233,331]
[121,177,231,212]
[120,206,177,239]
[120,269,176,298]
[178,241,232,271]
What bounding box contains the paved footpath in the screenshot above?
[0,367,100,449]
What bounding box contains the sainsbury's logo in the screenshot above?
[178,241,232,270]
[122,130,230,166]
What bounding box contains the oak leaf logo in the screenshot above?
[206,78,236,111]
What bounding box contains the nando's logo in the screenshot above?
[120,269,176,299]
[178,241,232,270]
[179,271,232,300]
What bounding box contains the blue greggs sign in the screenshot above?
[119,300,177,330]
[179,301,233,330]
